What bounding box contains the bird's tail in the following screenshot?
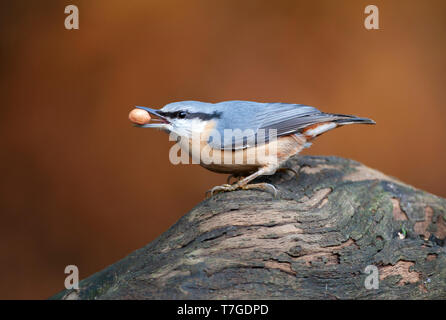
[301,113,375,139]
[330,113,376,125]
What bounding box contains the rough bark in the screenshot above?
[52,156,446,300]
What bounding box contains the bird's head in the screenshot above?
[134,101,222,139]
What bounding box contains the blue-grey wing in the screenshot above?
[209,101,331,150]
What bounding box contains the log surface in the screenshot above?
[52,156,446,300]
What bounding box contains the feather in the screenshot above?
[208,101,374,150]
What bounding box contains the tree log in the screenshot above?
[52,156,446,300]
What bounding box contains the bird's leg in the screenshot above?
[207,166,279,198]
[236,167,278,198]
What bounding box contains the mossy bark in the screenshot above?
[52,156,446,300]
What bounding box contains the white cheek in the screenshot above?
[173,119,207,137]
[189,119,207,132]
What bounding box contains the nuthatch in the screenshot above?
[133,101,375,197]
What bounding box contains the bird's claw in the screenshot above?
[241,183,279,199]
[205,182,279,199]
[206,184,235,198]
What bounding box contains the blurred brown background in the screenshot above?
[0,0,445,299]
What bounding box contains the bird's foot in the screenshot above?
[241,183,279,199]
[206,184,237,198]
[206,182,278,199]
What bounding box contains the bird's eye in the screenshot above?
[178,111,187,119]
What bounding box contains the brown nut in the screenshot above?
[129,108,151,125]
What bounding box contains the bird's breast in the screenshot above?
[176,131,307,174]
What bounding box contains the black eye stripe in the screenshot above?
[158,111,187,118]
[158,111,222,121]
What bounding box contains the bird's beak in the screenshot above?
[133,106,170,129]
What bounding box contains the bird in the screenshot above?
[132,100,375,198]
